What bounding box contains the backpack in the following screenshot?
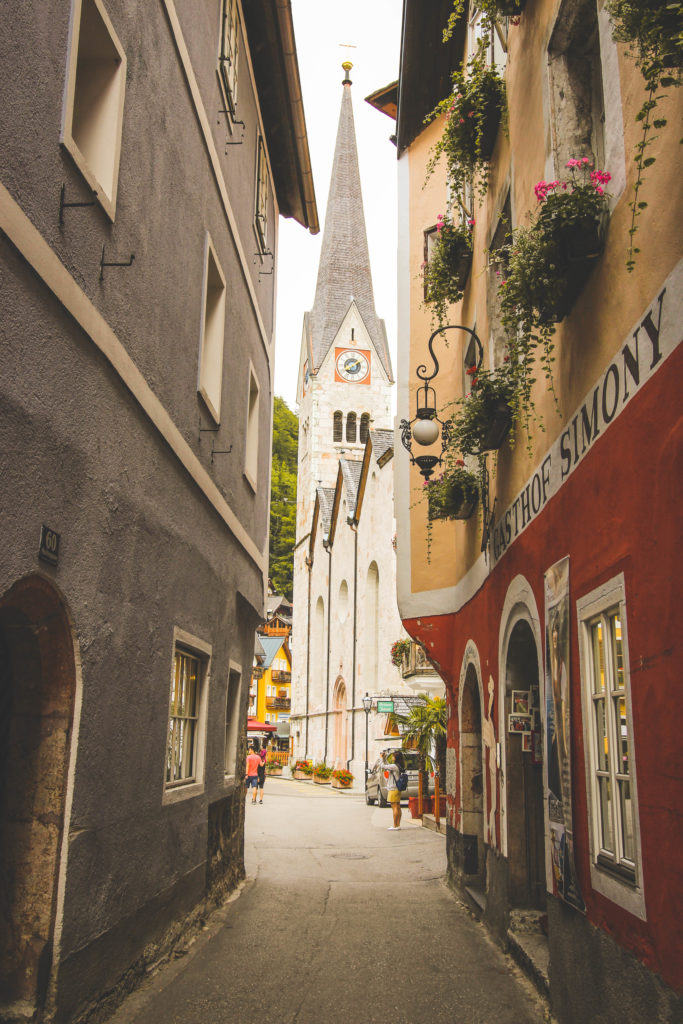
[395,768,408,792]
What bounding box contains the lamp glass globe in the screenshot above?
[413,418,439,446]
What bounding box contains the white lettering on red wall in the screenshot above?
[491,262,682,566]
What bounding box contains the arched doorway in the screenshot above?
[332,677,347,767]
[460,664,485,889]
[504,619,545,909]
[0,575,77,1017]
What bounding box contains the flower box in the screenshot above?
[331,777,353,789]
[478,399,512,452]
[313,775,331,785]
[478,96,502,162]
[293,769,311,780]
[265,765,283,776]
[446,238,473,291]
[408,796,423,819]
[556,213,606,263]
[428,476,477,521]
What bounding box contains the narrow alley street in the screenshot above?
[106,780,548,1024]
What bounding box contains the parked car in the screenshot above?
[365,748,434,806]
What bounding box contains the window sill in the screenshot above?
[589,857,645,920]
[163,779,205,806]
[60,138,117,222]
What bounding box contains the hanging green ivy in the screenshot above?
[605,0,683,269]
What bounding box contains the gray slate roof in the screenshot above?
[307,81,393,381]
[257,635,287,670]
[370,429,394,463]
[340,458,363,518]
[317,486,337,537]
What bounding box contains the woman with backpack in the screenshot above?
[385,750,405,830]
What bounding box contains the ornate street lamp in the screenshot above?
[399,324,483,480]
[362,692,373,783]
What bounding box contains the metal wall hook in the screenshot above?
[218,106,245,146]
[100,245,135,281]
[210,442,232,464]
[59,183,97,225]
[254,249,274,276]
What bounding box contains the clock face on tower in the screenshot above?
[335,348,371,384]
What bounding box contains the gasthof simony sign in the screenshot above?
[490,261,682,567]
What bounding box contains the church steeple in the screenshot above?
[307,64,392,381]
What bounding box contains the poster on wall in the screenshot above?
[544,556,585,913]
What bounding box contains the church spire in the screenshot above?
[308,63,392,381]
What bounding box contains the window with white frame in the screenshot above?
[245,366,260,487]
[254,134,269,254]
[224,667,241,777]
[467,4,507,71]
[218,0,240,120]
[61,0,127,221]
[577,575,644,915]
[197,236,227,423]
[166,636,210,793]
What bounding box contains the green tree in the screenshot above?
[269,397,298,599]
[398,694,448,795]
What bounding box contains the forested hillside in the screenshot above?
[269,397,298,599]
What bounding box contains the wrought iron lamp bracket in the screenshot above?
[401,324,483,480]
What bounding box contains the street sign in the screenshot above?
[376,699,394,713]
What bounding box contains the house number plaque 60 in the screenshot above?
[39,525,60,566]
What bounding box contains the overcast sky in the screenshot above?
[273,0,402,411]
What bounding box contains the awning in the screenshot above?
[247,717,277,733]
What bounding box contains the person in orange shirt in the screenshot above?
[245,742,261,804]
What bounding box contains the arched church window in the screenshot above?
[360,413,370,444]
[346,412,357,443]
[333,411,342,442]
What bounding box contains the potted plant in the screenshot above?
[390,638,412,668]
[396,696,448,816]
[427,56,506,201]
[422,213,473,326]
[293,759,314,780]
[534,160,611,264]
[424,463,479,522]
[447,358,516,455]
[331,768,354,789]
[265,759,283,776]
[499,161,611,442]
[313,762,332,784]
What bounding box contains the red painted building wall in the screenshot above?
[405,340,683,989]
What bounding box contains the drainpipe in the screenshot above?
[347,521,358,772]
[304,555,312,758]
[323,543,332,763]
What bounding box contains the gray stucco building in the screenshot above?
[0,2,316,1021]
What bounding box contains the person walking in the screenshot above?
[385,750,405,830]
[256,739,267,804]
[245,741,261,805]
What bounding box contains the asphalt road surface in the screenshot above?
[107,778,548,1024]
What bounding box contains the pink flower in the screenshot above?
[459,118,465,124]
[503,355,510,363]
[467,218,475,227]
[456,459,465,467]
[583,157,590,163]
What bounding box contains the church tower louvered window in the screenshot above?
[346,412,357,443]
[333,410,343,442]
[360,413,370,444]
